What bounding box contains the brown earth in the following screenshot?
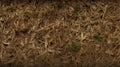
[0,0,120,67]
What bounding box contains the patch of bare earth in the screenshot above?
[0,0,120,67]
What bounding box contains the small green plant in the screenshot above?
[92,33,102,40]
[68,42,81,52]
[74,6,80,14]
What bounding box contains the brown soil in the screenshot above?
[0,0,120,67]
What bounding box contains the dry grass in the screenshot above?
[0,0,120,67]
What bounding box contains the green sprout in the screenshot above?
[92,33,102,40]
[68,42,81,52]
[74,6,80,14]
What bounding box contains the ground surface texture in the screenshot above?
[0,0,120,67]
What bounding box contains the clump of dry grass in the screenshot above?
[0,0,120,66]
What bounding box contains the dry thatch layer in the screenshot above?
[0,0,120,67]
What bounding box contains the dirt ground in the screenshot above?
[0,0,120,67]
